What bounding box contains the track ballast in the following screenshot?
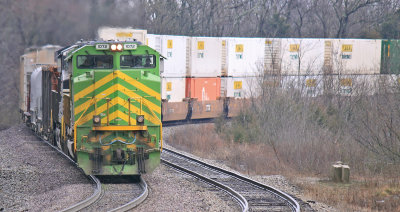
[161,148,300,212]
[33,127,148,212]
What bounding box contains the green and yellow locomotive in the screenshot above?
[22,40,163,175]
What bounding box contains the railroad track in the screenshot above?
[74,176,148,212]
[34,131,148,212]
[161,148,300,212]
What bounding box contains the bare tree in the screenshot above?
[330,0,379,38]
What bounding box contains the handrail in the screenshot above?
[141,98,163,151]
[128,97,144,125]
[74,98,96,151]
[129,96,163,150]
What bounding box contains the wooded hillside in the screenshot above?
[0,0,399,129]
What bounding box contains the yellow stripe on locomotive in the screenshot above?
[62,41,162,175]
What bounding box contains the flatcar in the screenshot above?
[21,40,163,175]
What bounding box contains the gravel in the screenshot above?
[136,165,240,211]
[0,123,337,212]
[161,124,337,212]
[0,124,93,212]
[83,181,143,212]
[0,124,239,212]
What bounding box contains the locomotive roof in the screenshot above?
[57,39,145,60]
[76,39,143,45]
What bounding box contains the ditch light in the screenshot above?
[93,115,101,126]
[136,115,144,124]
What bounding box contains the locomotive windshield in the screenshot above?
[77,55,113,69]
[120,55,156,69]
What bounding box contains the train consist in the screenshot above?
[19,28,400,175]
[99,28,399,122]
[20,40,163,175]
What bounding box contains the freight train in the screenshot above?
[20,40,163,175]
[19,29,400,175]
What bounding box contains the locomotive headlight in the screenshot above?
[110,44,117,51]
[93,115,101,126]
[136,115,144,124]
[116,44,123,51]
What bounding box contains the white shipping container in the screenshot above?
[98,27,147,43]
[330,39,381,75]
[226,37,265,77]
[160,35,188,77]
[224,77,261,98]
[146,34,161,52]
[189,37,223,77]
[334,75,378,96]
[147,35,188,77]
[161,77,186,102]
[304,75,324,97]
[281,75,324,97]
[280,38,326,76]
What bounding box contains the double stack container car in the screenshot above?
[105,28,400,122]
[147,34,190,121]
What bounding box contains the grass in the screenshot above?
[166,123,400,211]
[298,177,400,211]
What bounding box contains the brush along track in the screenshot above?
[34,130,148,212]
[161,148,300,212]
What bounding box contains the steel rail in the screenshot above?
[109,176,149,212]
[34,129,148,212]
[61,175,102,212]
[34,133,103,212]
[161,158,249,212]
[162,148,301,212]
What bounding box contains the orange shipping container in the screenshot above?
[186,77,221,101]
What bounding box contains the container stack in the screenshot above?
[146,34,191,121]
[146,33,394,99]
[223,37,266,99]
[186,37,223,101]
[185,37,225,119]
[280,38,326,97]
[147,34,188,102]
[329,39,381,95]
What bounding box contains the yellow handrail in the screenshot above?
[141,98,163,151]
[74,98,96,151]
